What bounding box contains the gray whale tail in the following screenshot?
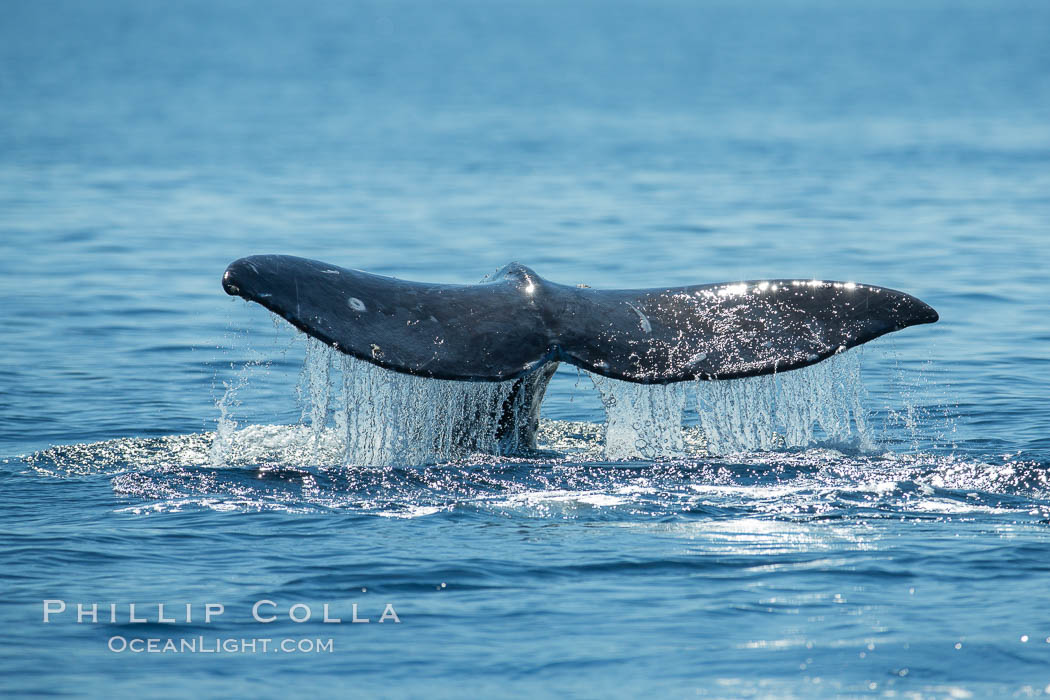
[222,255,937,383]
[222,255,937,454]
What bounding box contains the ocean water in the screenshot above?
[2,0,1050,696]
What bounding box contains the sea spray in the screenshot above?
[882,343,956,452]
[208,379,239,466]
[209,356,266,466]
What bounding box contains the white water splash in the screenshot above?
[208,379,239,466]
[586,351,872,458]
[333,348,519,465]
[208,358,263,466]
[212,321,883,464]
[694,351,872,455]
[299,335,333,446]
[209,337,535,466]
[591,375,687,459]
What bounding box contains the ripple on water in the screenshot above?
[16,420,1050,524]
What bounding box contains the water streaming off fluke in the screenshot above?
[211,328,877,465]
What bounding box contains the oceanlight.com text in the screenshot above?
[108,636,335,654]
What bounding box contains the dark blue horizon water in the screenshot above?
[3,0,1050,697]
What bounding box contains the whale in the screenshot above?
[222,255,938,451]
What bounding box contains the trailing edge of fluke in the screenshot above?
[222,255,938,384]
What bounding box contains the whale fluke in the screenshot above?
[222,255,937,384]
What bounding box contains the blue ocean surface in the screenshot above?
[2,0,1050,696]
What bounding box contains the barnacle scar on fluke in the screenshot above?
[222,255,938,454]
